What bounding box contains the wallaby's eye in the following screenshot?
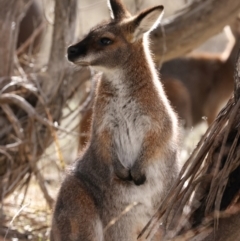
[99,37,112,46]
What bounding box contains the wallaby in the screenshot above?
[51,0,179,240]
[78,18,240,149]
[161,17,240,126]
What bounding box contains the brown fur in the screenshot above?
[78,20,240,151]
[161,76,192,127]
[161,55,232,125]
[51,1,179,240]
[78,75,191,150]
[161,19,240,126]
[51,175,102,241]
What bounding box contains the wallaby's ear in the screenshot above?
[132,6,164,42]
[108,0,131,20]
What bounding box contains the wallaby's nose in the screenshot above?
[67,45,79,61]
[68,46,78,55]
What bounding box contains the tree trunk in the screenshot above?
[151,0,240,64]
[0,0,82,206]
[0,0,32,76]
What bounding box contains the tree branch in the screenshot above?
[0,0,32,76]
[150,0,240,64]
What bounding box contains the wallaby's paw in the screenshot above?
[116,169,132,181]
[130,166,146,186]
[113,160,132,181]
[132,173,146,185]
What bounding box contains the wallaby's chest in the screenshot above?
[99,94,151,168]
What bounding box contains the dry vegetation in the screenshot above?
[0,0,240,240]
[140,52,240,239]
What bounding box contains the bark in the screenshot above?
[0,0,32,76]
[150,0,240,64]
[0,0,84,206]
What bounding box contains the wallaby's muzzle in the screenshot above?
[67,40,88,63]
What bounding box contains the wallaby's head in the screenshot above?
[67,0,163,71]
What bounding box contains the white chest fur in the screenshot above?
[98,83,151,169]
[96,70,151,168]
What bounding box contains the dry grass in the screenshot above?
[0,118,209,240]
[1,180,52,240]
[139,51,240,240]
[1,1,239,240]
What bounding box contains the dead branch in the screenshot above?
[151,0,240,64]
[16,22,45,56]
[140,50,240,241]
[0,0,32,76]
[0,0,83,203]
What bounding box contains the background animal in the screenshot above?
[161,18,240,126]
